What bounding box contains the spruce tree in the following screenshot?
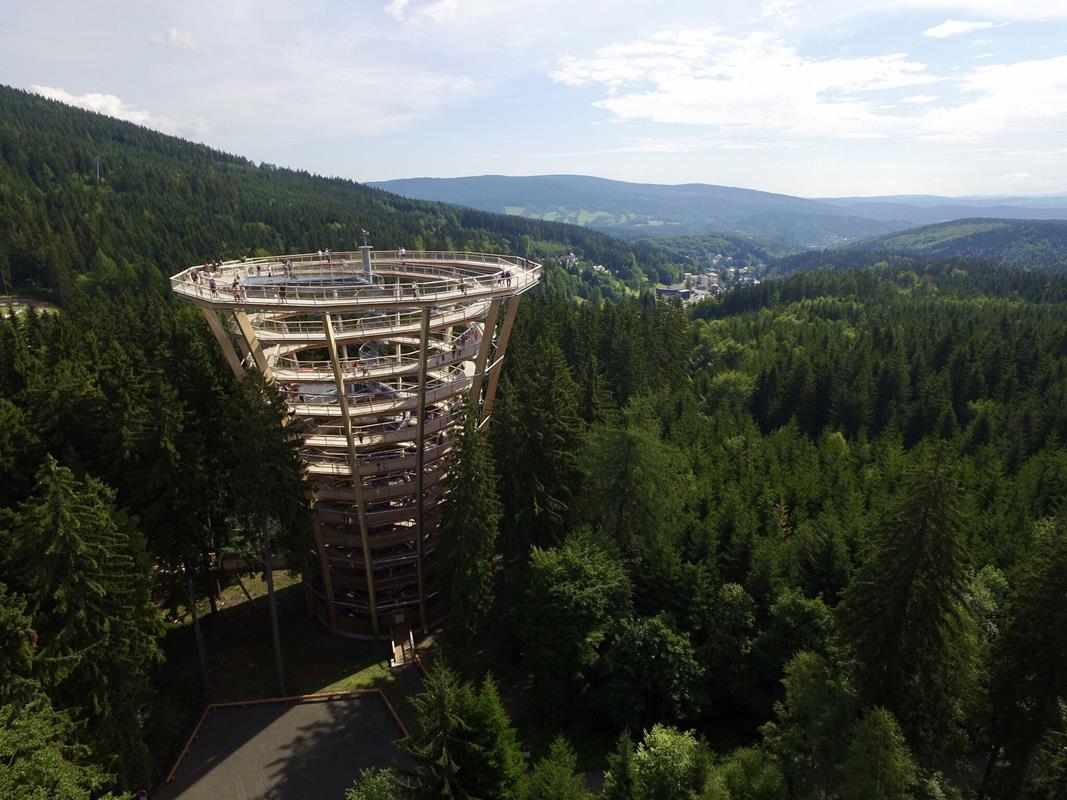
[493,339,583,562]
[581,396,689,550]
[438,402,502,646]
[603,731,638,800]
[838,448,978,758]
[839,708,918,800]
[982,519,1067,799]
[0,582,35,706]
[518,737,591,800]
[398,664,523,800]
[0,456,161,786]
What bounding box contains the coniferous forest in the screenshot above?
[1,86,1066,799]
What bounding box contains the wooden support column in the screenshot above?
[311,511,339,634]
[199,306,244,378]
[412,307,431,634]
[467,298,501,407]
[482,296,521,419]
[233,310,273,379]
[323,312,380,638]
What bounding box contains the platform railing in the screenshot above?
[272,328,481,375]
[170,250,539,307]
[251,300,491,338]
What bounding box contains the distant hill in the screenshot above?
[371,175,1067,255]
[820,195,1067,225]
[773,218,1067,276]
[0,86,689,301]
[370,174,906,252]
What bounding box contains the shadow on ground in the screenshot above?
[152,579,426,797]
[156,694,406,800]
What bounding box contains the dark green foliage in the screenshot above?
[760,650,857,798]
[714,747,789,800]
[495,263,1067,783]
[847,219,1067,273]
[0,457,161,786]
[519,529,632,710]
[518,736,592,800]
[398,664,524,800]
[603,732,639,800]
[439,403,503,644]
[0,582,35,706]
[984,519,1067,798]
[838,448,979,757]
[346,768,399,800]
[0,398,39,508]
[752,588,833,693]
[0,697,118,800]
[839,708,918,800]
[1018,729,1067,800]
[494,339,584,560]
[582,396,690,550]
[597,616,703,729]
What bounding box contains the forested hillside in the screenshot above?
[0,85,683,302]
[775,218,1067,276]
[371,173,902,249]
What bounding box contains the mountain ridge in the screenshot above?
[772,218,1067,276]
[372,174,1067,253]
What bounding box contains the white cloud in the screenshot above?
[384,0,409,20]
[553,26,1067,150]
[919,54,1067,142]
[31,85,157,127]
[552,28,938,138]
[30,85,207,138]
[383,0,461,24]
[923,19,996,38]
[148,27,199,50]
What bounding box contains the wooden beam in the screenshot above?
[412,307,431,634]
[311,512,339,635]
[199,306,244,378]
[467,297,501,407]
[323,312,380,638]
[233,310,273,380]
[482,296,521,419]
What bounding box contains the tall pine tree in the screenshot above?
[838,447,978,758]
[438,402,502,646]
[0,456,161,787]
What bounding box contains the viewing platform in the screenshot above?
[171,248,539,639]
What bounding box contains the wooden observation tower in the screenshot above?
[171,247,539,638]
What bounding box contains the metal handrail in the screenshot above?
[170,250,539,307]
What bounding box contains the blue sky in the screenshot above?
[3,0,1066,196]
